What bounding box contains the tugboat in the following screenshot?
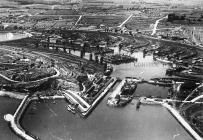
[121,79,137,95]
[104,64,113,76]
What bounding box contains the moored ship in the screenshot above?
[107,77,138,107]
[148,77,201,87]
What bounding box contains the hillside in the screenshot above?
[1,0,203,6]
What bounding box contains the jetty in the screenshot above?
[63,90,90,112]
[62,77,117,117]
[82,77,117,116]
[107,79,126,106]
[4,95,65,140]
[4,95,38,140]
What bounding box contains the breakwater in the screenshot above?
[82,77,117,117]
[140,97,203,140]
[4,95,65,140]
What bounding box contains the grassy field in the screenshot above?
[125,16,158,31]
[78,15,127,27]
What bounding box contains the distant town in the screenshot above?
[0,0,202,140]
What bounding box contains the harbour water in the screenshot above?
[20,98,193,140]
[0,32,29,42]
[0,98,21,140]
[0,32,194,140]
[20,50,193,140]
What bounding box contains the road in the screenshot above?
[191,95,203,102]
[118,14,133,28]
[151,16,168,35]
[75,15,83,26]
[184,84,203,102]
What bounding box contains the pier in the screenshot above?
[82,77,117,116]
[140,97,203,105]
[62,77,117,116]
[109,78,126,99]
[4,95,66,140]
[59,77,117,116]
[62,90,90,112]
[4,95,37,140]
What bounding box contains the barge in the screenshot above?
[104,54,137,65]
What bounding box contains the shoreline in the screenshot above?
[0,23,202,140]
[4,95,66,140]
[82,77,117,117]
[163,103,202,140]
[140,97,203,140]
[3,77,117,139]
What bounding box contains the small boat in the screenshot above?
[117,95,133,107]
[155,57,172,64]
[125,77,144,83]
[66,104,76,114]
[104,65,113,76]
[136,99,141,110]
